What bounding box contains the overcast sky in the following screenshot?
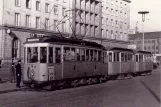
[130,0,161,32]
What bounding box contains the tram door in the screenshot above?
[54,45,63,80]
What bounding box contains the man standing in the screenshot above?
[15,60,21,88]
[10,63,15,83]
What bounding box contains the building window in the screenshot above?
[101,29,104,38]
[106,7,109,14]
[102,17,103,25]
[120,11,122,18]
[15,13,20,26]
[106,30,109,38]
[36,17,40,29]
[36,1,40,11]
[111,8,113,15]
[111,30,113,39]
[45,18,49,30]
[54,20,58,31]
[62,21,66,32]
[111,19,114,27]
[120,21,123,29]
[12,38,19,58]
[26,15,31,27]
[54,5,59,15]
[106,18,108,25]
[62,7,66,16]
[115,20,118,28]
[45,3,49,13]
[116,10,118,16]
[15,0,20,6]
[26,0,31,9]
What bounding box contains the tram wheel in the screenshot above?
[127,73,133,79]
[30,84,35,89]
[117,74,124,80]
[71,80,77,88]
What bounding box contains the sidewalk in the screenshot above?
[0,80,25,94]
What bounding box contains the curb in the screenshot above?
[0,88,25,94]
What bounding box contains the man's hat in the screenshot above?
[18,60,21,63]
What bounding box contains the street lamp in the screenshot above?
[138,11,149,51]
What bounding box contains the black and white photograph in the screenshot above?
[0,0,160,107]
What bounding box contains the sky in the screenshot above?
[130,0,161,32]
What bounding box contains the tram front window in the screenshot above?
[40,47,47,63]
[27,47,38,63]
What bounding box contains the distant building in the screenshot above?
[129,29,136,34]
[129,31,161,54]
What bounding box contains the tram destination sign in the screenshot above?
[27,38,40,42]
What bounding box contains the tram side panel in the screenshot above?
[108,62,121,77]
[63,61,76,78]
[121,62,135,74]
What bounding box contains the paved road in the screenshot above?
[0,67,160,107]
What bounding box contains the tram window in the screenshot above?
[125,53,128,61]
[76,48,80,61]
[98,51,102,61]
[90,50,94,61]
[27,47,38,63]
[104,52,108,63]
[86,49,90,61]
[55,47,61,63]
[80,49,85,61]
[49,47,53,63]
[71,48,76,61]
[94,50,98,61]
[136,55,139,62]
[40,47,47,63]
[139,55,143,62]
[102,52,105,62]
[64,47,70,61]
[24,47,26,63]
[121,53,125,62]
[117,52,119,62]
[114,52,116,62]
[109,53,112,62]
[128,54,132,61]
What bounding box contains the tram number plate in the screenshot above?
[48,66,54,81]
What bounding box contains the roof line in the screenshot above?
[122,0,131,3]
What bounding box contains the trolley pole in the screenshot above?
[138,11,149,51]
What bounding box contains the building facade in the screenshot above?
[0,0,131,66]
[129,32,161,54]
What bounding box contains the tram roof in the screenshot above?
[137,50,152,54]
[25,36,105,49]
[109,47,134,52]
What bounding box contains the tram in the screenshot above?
[134,50,153,75]
[23,36,108,89]
[23,35,153,90]
[107,47,135,79]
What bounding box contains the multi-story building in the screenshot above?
[0,0,131,65]
[101,0,131,48]
[129,32,161,54]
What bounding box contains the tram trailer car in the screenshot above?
[134,51,153,75]
[23,36,108,89]
[107,48,135,79]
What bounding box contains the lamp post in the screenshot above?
[138,11,149,51]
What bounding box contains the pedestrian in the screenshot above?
[15,60,22,88]
[10,63,15,83]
